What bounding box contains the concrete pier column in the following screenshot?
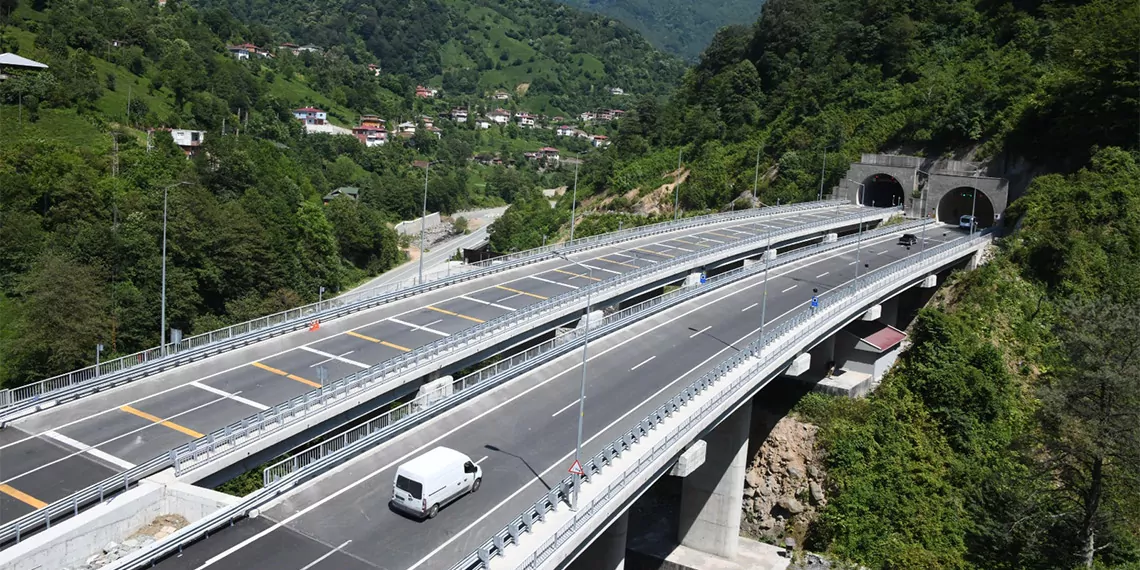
[677,405,750,559]
[570,512,629,570]
[881,297,900,327]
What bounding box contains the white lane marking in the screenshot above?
[475,455,489,465]
[877,250,888,255]
[551,399,579,418]
[530,275,579,289]
[664,244,694,253]
[299,540,352,570]
[388,317,450,337]
[695,236,724,244]
[742,302,759,312]
[581,263,620,275]
[849,261,857,265]
[299,346,369,368]
[41,430,136,470]
[816,271,830,279]
[461,295,516,312]
[0,210,833,451]
[689,326,711,338]
[189,381,270,411]
[782,284,798,293]
[630,355,656,371]
[190,234,902,570]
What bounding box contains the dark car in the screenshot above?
[898,233,919,246]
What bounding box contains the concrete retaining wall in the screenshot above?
[395,212,442,236]
[0,475,236,570]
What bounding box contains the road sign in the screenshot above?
[568,460,585,475]
[699,273,707,285]
[810,296,819,309]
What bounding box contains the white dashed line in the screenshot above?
[299,346,370,367]
[41,430,137,470]
[189,381,270,411]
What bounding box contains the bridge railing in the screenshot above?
[258,218,930,485]
[170,207,884,473]
[0,202,863,548]
[450,230,992,570]
[0,201,840,422]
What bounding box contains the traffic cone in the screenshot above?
[309,320,320,331]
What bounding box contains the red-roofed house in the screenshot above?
[591,135,610,148]
[555,125,575,137]
[415,85,439,98]
[352,125,387,147]
[293,107,327,125]
[538,147,560,161]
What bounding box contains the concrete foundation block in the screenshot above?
[683,272,704,288]
[670,441,707,478]
[823,233,838,243]
[921,274,937,288]
[417,375,454,407]
[762,249,777,261]
[784,353,811,377]
[578,310,605,330]
[861,304,881,321]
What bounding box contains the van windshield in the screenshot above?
[396,475,422,499]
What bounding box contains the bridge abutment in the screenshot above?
[569,512,629,570]
[677,405,750,559]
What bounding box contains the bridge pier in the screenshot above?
[880,297,900,328]
[677,405,750,559]
[569,512,629,570]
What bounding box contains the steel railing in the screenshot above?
[0,201,859,547]
[450,231,993,570]
[0,201,843,422]
[258,219,930,486]
[170,206,886,473]
[108,228,985,570]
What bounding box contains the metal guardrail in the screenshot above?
[0,201,857,548]
[109,228,984,570]
[451,232,993,570]
[258,219,931,486]
[170,206,885,473]
[0,201,841,422]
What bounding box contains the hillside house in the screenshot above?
[609,87,624,95]
[171,129,205,156]
[488,109,511,124]
[415,85,439,98]
[358,115,385,129]
[450,108,468,123]
[475,118,492,129]
[492,90,510,101]
[352,125,387,147]
[516,112,536,128]
[323,186,360,203]
[397,121,416,134]
[420,115,435,128]
[297,45,322,54]
[293,107,327,125]
[591,135,610,148]
[539,147,560,161]
[0,53,48,81]
[556,125,575,137]
[367,63,380,76]
[426,125,443,139]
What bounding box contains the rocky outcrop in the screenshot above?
[742,412,827,546]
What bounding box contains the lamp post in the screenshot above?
[160,181,190,356]
[569,150,586,244]
[95,344,104,376]
[555,251,593,512]
[418,160,440,285]
[752,144,761,207]
[674,148,683,221]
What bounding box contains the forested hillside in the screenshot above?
[556,0,764,60]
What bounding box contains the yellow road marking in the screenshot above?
[709,231,737,239]
[674,238,709,248]
[426,305,484,323]
[345,331,410,352]
[597,257,637,268]
[0,484,47,509]
[496,285,547,300]
[552,268,601,281]
[634,247,674,258]
[119,405,204,438]
[251,361,322,388]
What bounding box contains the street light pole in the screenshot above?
[160,181,189,356]
[556,251,593,512]
[752,144,761,207]
[818,147,828,201]
[570,152,582,244]
[419,162,432,285]
[674,148,682,221]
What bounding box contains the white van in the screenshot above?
[391,447,482,519]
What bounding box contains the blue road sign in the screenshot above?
[810,296,819,308]
[699,273,707,285]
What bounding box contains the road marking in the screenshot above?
[475,455,489,465]
[630,355,656,371]
[530,275,578,289]
[663,243,694,253]
[299,540,352,570]
[634,247,673,258]
[580,263,620,275]
[190,235,903,570]
[0,484,46,509]
[119,405,204,438]
[742,302,758,312]
[251,362,323,387]
[609,252,634,259]
[782,284,798,293]
[426,305,484,323]
[344,332,410,352]
[708,231,737,240]
[496,285,547,300]
[695,235,724,244]
[461,295,516,312]
[689,326,711,338]
[849,261,857,265]
[877,249,888,255]
[816,271,830,279]
[299,346,370,367]
[388,317,450,337]
[551,399,579,417]
[189,382,270,411]
[553,268,601,281]
[596,257,637,268]
[673,238,708,248]
[41,430,137,470]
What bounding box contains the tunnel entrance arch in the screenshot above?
[861,174,905,208]
[936,187,995,228]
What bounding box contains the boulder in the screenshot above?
[810,481,826,503]
[745,469,764,488]
[743,486,757,498]
[778,496,805,515]
[786,465,804,479]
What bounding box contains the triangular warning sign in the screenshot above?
[568,460,585,475]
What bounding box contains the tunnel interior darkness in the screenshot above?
[937,187,995,227]
[861,174,904,208]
